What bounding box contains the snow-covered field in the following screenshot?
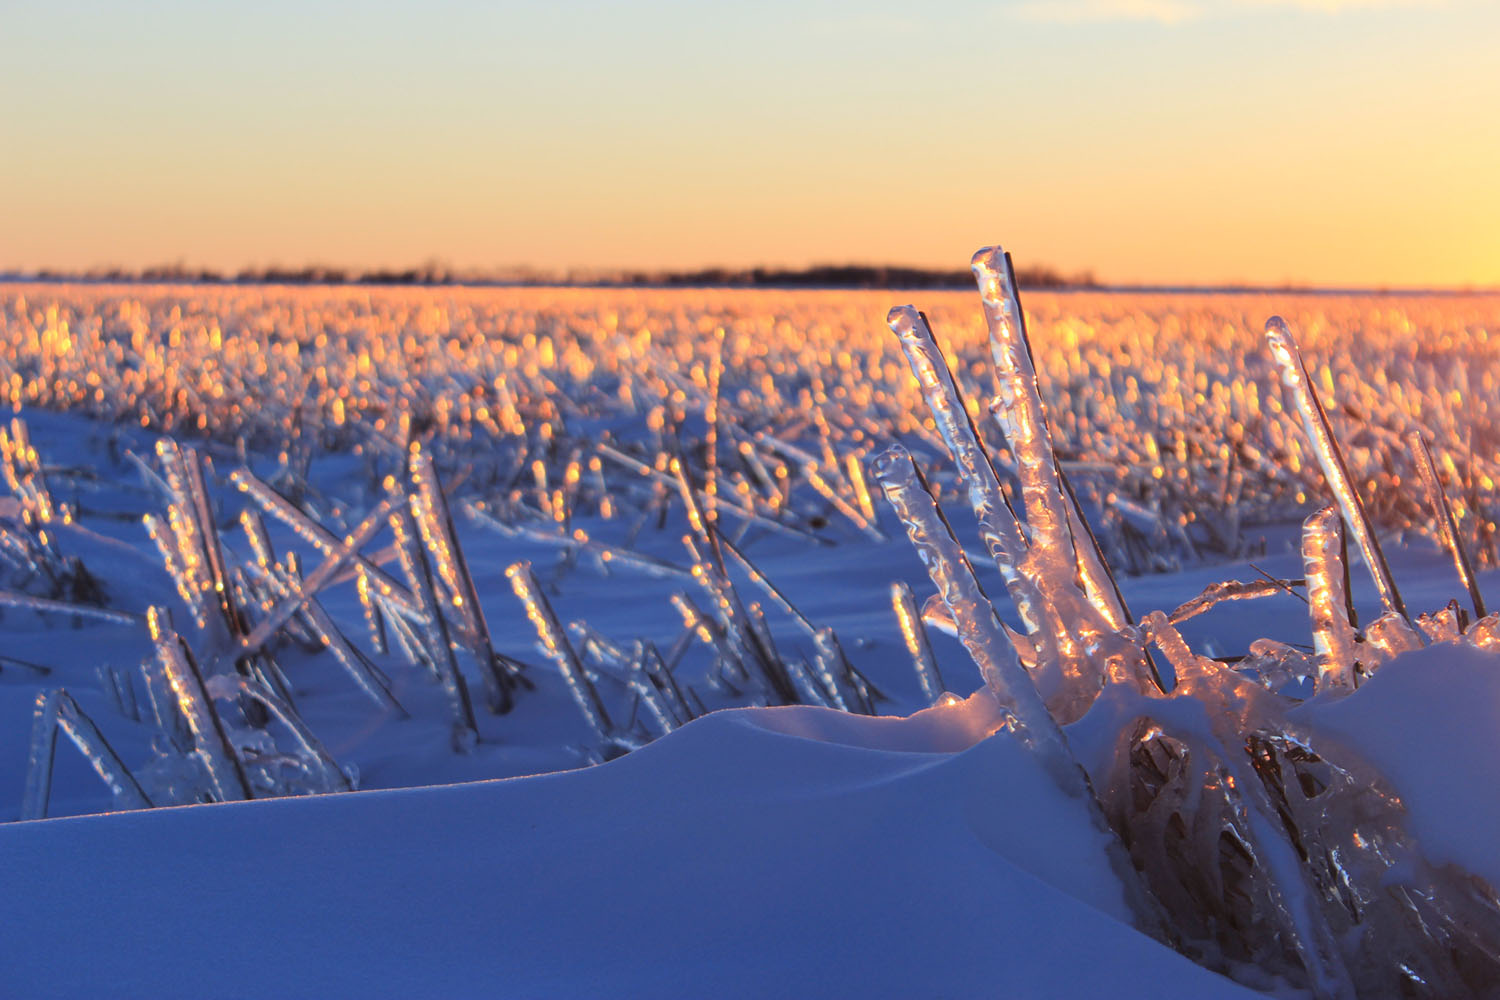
[3,266,1499,997]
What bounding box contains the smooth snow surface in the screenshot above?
[2,693,1256,998]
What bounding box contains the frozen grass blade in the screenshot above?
[409,443,513,712]
[1301,506,1358,692]
[871,446,1064,768]
[390,504,479,750]
[890,580,945,704]
[1407,430,1486,618]
[1266,316,1409,623]
[886,305,1043,634]
[149,607,253,802]
[506,561,618,749]
[240,496,396,657]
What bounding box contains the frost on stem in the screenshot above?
[1265,316,1409,624]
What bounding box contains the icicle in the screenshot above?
[891,580,945,704]
[1266,317,1408,624]
[1301,506,1358,693]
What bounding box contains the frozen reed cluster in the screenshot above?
[876,247,1500,999]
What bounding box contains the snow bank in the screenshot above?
[1,694,1255,998]
[1292,643,1500,893]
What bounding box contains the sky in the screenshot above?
[2,0,1498,287]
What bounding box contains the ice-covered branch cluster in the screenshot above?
[876,249,1500,999]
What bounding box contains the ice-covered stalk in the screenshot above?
[974,247,1130,635]
[54,690,153,811]
[239,496,395,656]
[356,568,389,654]
[232,468,419,618]
[1168,578,1301,625]
[1407,430,1486,618]
[871,445,1076,776]
[236,677,352,793]
[149,607,252,802]
[253,563,406,715]
[891,580,945,704]
[886,305,1044,635]
[507,561,615,745]
[1301,506,1358,693]
[20,690,61,820]
[0,589,140,626]
[1142,612,1356,999]
[846,451,878,523]
[1,418,66,524]
[1266,317,1408,623]
[390,505,479,749]
[155,440,242,640]
[409,443,512,712]
[804,462,885,541]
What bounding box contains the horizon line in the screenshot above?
[1,262,1497,297]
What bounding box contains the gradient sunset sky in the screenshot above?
[4,0,1497,286]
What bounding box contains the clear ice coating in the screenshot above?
[885,305,1044,635]
[1301,506,1358,692]
[507,561,616,748]
[890,580,945,705]
[871,445,1075,782]
[391,504,479,749]
[1407,430,1487,619]
[1266,316,1409,623]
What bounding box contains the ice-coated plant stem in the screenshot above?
[871,445,1070,772]
[390,505,479,750]
[1407,430,1486,619]
[1266,316,1408,623]
[507,561,615,746]
[149,607,253,802]
[886,305,1043,634]
[1301,506,1358,692]
[409,443,512,712]
[890,580,945,704]
[240,496,396,657]
[22,689,153,819]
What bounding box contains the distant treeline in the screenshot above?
[8,261,1099,290]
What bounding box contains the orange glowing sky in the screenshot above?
[3,1,1497,287]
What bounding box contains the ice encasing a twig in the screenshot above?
[1301,505,1357,693]
[1266,316,1409,624]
